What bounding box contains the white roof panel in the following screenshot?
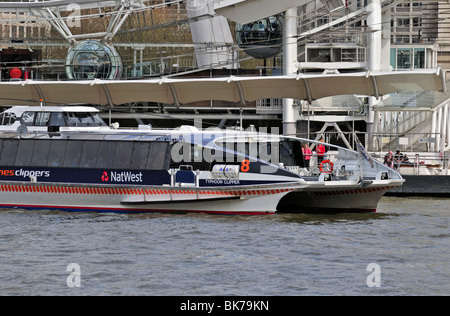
[0,69,445,107]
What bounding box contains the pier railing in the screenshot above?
[299,130,449,175]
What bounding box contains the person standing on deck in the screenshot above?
[302,143,312,170]
[317,138,326,164]
[384,151,394,168]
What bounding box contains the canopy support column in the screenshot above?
[366,0,382,151]
[282,7,298,137]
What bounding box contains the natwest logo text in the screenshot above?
[101,171,143,183]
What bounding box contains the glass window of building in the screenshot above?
[414,48,425,68]
[397,48,412,69]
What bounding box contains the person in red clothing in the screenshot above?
[316,138,326,164]
[302,143,312,170]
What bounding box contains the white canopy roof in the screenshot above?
[0,69,445,107]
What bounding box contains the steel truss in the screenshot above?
[0,0,186,44]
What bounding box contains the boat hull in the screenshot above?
[277,184,400,213]
[0,182,297,215]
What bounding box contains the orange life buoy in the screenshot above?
[319,160,334,174]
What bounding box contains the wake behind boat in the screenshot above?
[0,105,403,214]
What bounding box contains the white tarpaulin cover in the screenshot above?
[0,68,445,107]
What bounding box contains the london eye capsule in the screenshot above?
[65,40,123,80]
[235,16,283,59]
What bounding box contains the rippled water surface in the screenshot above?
[0,196,448,296]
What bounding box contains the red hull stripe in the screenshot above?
[0,184,293,197]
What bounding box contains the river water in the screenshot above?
[0,196,448,296]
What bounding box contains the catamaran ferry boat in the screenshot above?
[0,105,404,215]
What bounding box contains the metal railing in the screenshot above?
[296,130,449,175]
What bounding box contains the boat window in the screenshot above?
[0,112,16,126]
[0,139,18,166]
[31,140,51,166]
[21,111,35,126]
[35,112,51,127]
[63,141,84,168]
[64,112,107,127]
[0,138,174,170]
[130,142,150,169]
[279,140,304,167]
[113,142,132,169]
[96,141,117,168]
[92,113,107,126]
[80,141,100,168]
[48,140,66,167]
[147,142,170,170]
[49,112,67,127]
[65,112,80,126]
[15,140,35,166]
[279,141,294,166]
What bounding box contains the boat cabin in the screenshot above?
[0,106,108,134]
